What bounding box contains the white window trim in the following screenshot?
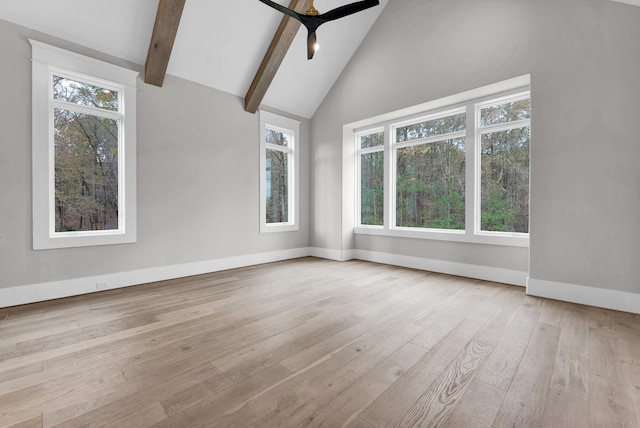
[474,91,531,238]
[350,75,531,248]
[31,40,138,250]
[259,110,300,233]
[355,126,385,229]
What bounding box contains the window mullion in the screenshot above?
[50,99,123,120]
[478,119,531,134]
[463,102,476,236]
[358,146,384,155]
[265,143,292,154]
[385,123,393,230]
[393,130,467,149]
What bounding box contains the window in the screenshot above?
[357,129,384,226]
[260,111,300,233]
[31,40,138,249]
[354,78,530,246]
[478,95,531,233]
[394,109,466,230]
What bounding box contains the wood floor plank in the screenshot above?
[394,339,494,427]
[541,389,589,428]
[444,379,505,428]
[5,414,43,428]
[491,322,561,427]
[0,369,126,426]
[0,361,42,384]
[50,315,363,427]
[623,361,640,427]
[0,258,637,427]
[613,310,640,367]
[538,298,569,327]
[588,332,638,426]
[155,311,365,413]
[345,415,376,428]
[549,308,589,400]
[248,324,426,428]
[475,301,542,391]
[280,301,414,373]
[391,286,523,427]
[304,342,429,427]
[181,333,383,428]
[357,319,483,427]
[157,364,293,425]
[101,402,168,428]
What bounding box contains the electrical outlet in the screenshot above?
[96,281,110,290]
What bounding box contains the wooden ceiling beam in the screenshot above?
[244,0,311,114]
[144,0,186,87]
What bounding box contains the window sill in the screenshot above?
[260,224,300,234]
[354,226,529,248]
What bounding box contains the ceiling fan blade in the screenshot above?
[318,0,379,22]
[307,31,317,60]
[257,0,303,21]
[256,0,380,60]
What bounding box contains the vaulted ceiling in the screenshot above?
[0,0,388,118]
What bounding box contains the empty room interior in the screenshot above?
[1,0,639,426]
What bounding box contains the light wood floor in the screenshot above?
[1,258,639,427]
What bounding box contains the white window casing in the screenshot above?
[259,110,300,233]
[31,40,138,249]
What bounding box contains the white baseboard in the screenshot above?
[307,247,344,261]
[527,278,640,314]
[348,249,527,286]
[308,247,356,262]
[0,248,312,308]
[15,247,632,314]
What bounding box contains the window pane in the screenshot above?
[266,149,289,223]
[480,99,530,127]
[266,128,289,147]
[360,151,384,225]
[396,138,465,229]
[54,108,119,232]
[396,113,465,143]
[481,127,530,233]
[360,131,384,149]
[53,75,119,111]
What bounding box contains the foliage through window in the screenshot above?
[355,88,530,244]
[53,76,121,232]
[394,110,466,230]
[265,129,290,223]
[358,130,384,226]
[478,97,531,233]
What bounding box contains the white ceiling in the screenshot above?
[0,0,388,118]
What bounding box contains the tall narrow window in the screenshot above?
[260,111,300,233]
[393,110,466,230]
[477,95,531,233]
[357,129,384,226]
[31,40,138,249]
[53,76,120,233]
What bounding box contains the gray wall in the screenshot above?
[311,0,640,292]
[0,19,310,289]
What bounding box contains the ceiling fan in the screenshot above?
[257,0,380,60]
